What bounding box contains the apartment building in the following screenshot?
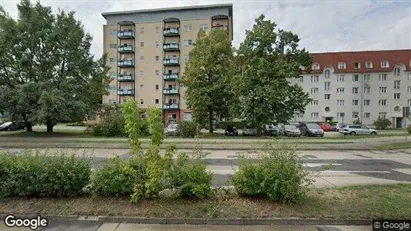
[290,49,411,128]
[101,4,233,124]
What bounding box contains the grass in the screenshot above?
[374,141,411,150]
[0,184,409,219]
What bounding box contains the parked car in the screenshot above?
[263,124,281,136]
[0,120,3,125]
[164,123,178,136]
[335,123,345,132]
[242,126,258,136]
[224,125,238,136]
[0,121,26,131]
[339,125,378,135]
[298,122,324,137]
[280,124,301,137]
[319,122,335,132]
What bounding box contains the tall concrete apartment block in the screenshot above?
[290,50,411,128]
[101,4,233,124]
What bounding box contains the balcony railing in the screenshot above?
[118,60,134,67]
[118,30,135,39]
[163,103,179,110]
[118,46,134,53]
[163,73,179,80]
[163,88,179,94]
[163,43,180,51]
[163,58,179,66]
[212,24,228,30]
[117,74,134,82]
[118,89,134,95]
[163,28,179,37]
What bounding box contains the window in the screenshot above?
[184,54,189,61]
[363,100,370,106]
[299,76,304,82]
[110,71,116,78]
[155,99,159,104]
[352,87,359,94]
[109,44,117,49]
[379,99,387,106]
[156,41,159,48]
[408,86,411,93]
[140,27,144,34]
[352,100,359,106]
[140,71,144,77]
[312,63,320,70]
[140,56,144,63]
[311,112,319,119]
[310,88,319,94]
[156,27,160,33]
[155,85,159,90]
[409,99,411,107]
[139,84,144,91]
[324,82,330,91]
[352,112,359,118]
[337,112,345,119]
[337,87,345,94]
[379,112,387,119]
[311,75,319,82]
[155,70,159,76]
[364,87,371,94]
[184,24,192,32]
[379,74,387,81]
[298,113,304,118]
[409,73,411,80]
[325,69,331,78]
[394,93,401,99]
[199,24,208,31]
[338,62,346,69]
[324,94,330,100]
[311,100,319,106]
[365,61,373,68]
[110,29,117,36]
[140,99,144,105]
[364,112,371,119]
[381,60,389,68]
[394,67,401,76]
[184,40,193,46]
[364,74,371,81]
[379,87,387,93]
[354,62,361,69]
[109,58,115,63]
[155,56,159,61]
[109,85,116,91]
[337,100,345,106]
[140,42,144,48]
[394,80,401,90]
[337,75,345,82]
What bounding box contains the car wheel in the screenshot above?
[320,134,324,137]
[349,131,356,135]
[371,131,377,135]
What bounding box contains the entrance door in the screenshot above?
[396,118,402,128]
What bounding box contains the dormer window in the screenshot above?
[354,62,361,69]
[338,62,346,69]
[365,61,373,68]
[312,63,320,70]
[394,67,401,76]
[325,69,331,78]
[381,61,389,68]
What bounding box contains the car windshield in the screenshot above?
[168,124,177,129]
[307,123,320,129]
[285,125,297,129]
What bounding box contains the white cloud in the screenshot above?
[2,0,410,58]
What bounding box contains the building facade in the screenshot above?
[290,50,411,128]
[101,4,233,124]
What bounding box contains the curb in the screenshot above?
[0,214,371,226]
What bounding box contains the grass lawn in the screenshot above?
[374,141,411,150]
[0,184,409,219]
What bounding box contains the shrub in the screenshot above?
[0,150,91,197]
[407,125,411,135]
[91,105,126,137]
[232,143,311,204]
[373,118,392,130]
[177,121,198,138]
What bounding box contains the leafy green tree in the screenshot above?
[179,28,233,133]
[0,0,110,132]
[373,118,392,130]
[231,15,312,134]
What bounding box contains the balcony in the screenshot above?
[163,28,179,37]
[212,24,228,30]
[163,103,179,110]
[118,30,134,39]
[117,89,134,95]
[163,73,179,80]
[118,60,134,67]
[118,45,134,53]
[163,43,180,52]
[163,58,179,66]
[117,74,134,82]
[163,88,179,95]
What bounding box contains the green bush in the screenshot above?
[373,118,392,130]
[232,143,311,204]
[219,121,246,129]
[177,121,198,138]
[91,105,126,137]
[407,125,411,135]
[0,150,91,197]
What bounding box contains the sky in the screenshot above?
[2,0,411,59]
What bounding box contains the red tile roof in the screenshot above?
[305,49,411,74]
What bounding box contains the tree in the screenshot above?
[0,0,110,132]
[231,15,312,134]
[373,118,392,130]
[179,28,233,133]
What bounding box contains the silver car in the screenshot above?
[164,123,178,136]
[339,125,378,135]
[280,124,301,137]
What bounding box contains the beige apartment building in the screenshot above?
[101,4,233,124]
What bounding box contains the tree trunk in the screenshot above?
[46,120,54,133]
[22,113,33,132]
[209,111,214,133]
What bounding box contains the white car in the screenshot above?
[339,125,377,135]
[164,123,178,136]
[242,127,258,136]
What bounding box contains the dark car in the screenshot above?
[264,124,281,136]
[225,125,238,136]
[0,121,26,131]
[298,122,324,137]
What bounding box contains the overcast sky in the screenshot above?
[2,0,411,59]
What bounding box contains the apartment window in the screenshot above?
[156,41,159,48]
[311,75,319,82]
[364,100,370,106]
[352,75,359,82]
[110,71,116,78]
[352,112,359,119]
[337,112,345,119]
[394,93,401,99]
[365,61,373,68]
[364,112,371,119]
[324,82,330,91]
[394,80,401,90]
[394,67,401,76]
[184,40,193,46]
[109,58,115,63]
[312,63,320,70]
[140,71,144,77]
[379,99,387,106]
[155,56,159,62]
[408,86,411,93]
[409,99,411,107]
[379,74,387,81]
[354,62,361,69]
[155,27,160,33]
[155,99,159,104]
[337,87,344,94]
[310,88,319,94]
[140,56,144,63]
[337,100,345,106]
[140,42,144,48]
[379,112,387,119]
[324,94,330,100]
[311,112,319,119]
[364,87,371,94]
[155,85,159,90]
[109,44,117,49]
[199,24,209,31]
[139,84,144,91]
[109,85,116,91]
[298,113,304,118]
[409,73,411,80]
[140,99,144,105]
[155,70,159,76]
[338,62,346,69]
[352,87,359,94]
[311,100,319,106]
[299,76,304,82]
[110,29,117,36]
[325,69,331,78]
[337,75,345,82]
[352,100,359,106]
[379,87,387,93]
[381,60,389,68]
[184,54,189,61]
[364,74,371,81]
[140,27,144,34]
[184,24,193,32]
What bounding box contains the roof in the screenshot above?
[102,3,233,18]
[307,49,411,74]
